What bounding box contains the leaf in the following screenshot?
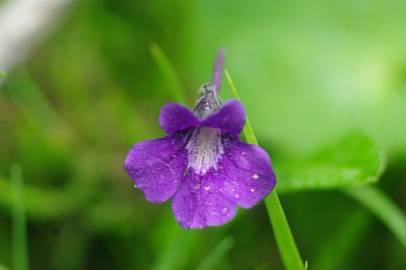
[226,69,305,270]
[196,237,234,270]
[0,72,6,77]
[0,264,8,270]
[11,165,29,270]
[275,133,385,193]
[344,185,406,249]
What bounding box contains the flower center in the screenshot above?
[185,127,224,175]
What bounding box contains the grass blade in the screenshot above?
[196,237,234,270]
[11,165,29,270]
[225,69,304,270]
[344,185,406,248]
[0,72,6,77]
[0,264,8,270]
[150,43,187,104]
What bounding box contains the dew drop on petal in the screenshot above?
[252,174,259,180]
[250,188,255,193]
[204,186,211,191]
[234,193,240,199]
[222,207,228,214]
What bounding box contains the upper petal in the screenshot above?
[172,172,237,229]
[159,102,199,134]
[124,135,187,203]
[201,100,246,135]
[219,141,276,208]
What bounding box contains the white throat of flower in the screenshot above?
[186,127,224,175]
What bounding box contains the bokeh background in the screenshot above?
[0,0,405,269]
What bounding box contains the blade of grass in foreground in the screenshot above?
[150,43,187,104]
[11,165,29,270]
[225,69,304,270]
[0,264,8,270]
[196,237,234,270]
[344,185,406,248]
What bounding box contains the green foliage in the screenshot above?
[196,237,234,270]
[0,1,405,269]
[345,186,406,248]
[275,134,384,193]
[11,165,29,270]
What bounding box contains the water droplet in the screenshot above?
[194,184,201,190]
[222,207,228,214]
[133,184,137,189]
[234,193,240,199]
[204,186,211,191]
[252,174,259,180]
[250,188,255,193]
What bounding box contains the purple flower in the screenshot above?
[125,50,276,229]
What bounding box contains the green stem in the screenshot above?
[226,69,304,270]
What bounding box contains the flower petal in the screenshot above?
[219,141,276,208]
[172,172,237,229]
[124,136,187,203]
[159,102,199,134]
[202,100,246,135]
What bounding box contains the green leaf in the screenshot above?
[196,237,234,270]
[0,263,8,270]
[226,69,304,270]
[150,43,187,104]
[275,134,385,193]
[11,165,29,270]
[0,72,6,77]
[344,186,406,249]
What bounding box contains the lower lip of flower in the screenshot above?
[185,127,224,175]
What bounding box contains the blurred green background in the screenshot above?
[0,0,405,269]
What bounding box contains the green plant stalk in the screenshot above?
[11,165,29,270]
[150,43,187,104]
[226,69,304,270]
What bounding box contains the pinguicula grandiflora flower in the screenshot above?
[125,49,276,229]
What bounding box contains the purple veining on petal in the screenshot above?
[159,102,199,134]
[212,48,225,93]
[202,100,246,135]
[124,135,187,203]
[218,141,276,208]
[172,171,237,229]
[171,136,275,228]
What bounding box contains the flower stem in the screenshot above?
[225,69,304,270]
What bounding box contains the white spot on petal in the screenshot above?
[222,207,228,214]
[252,174,259,180]
[234,193,240,199]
